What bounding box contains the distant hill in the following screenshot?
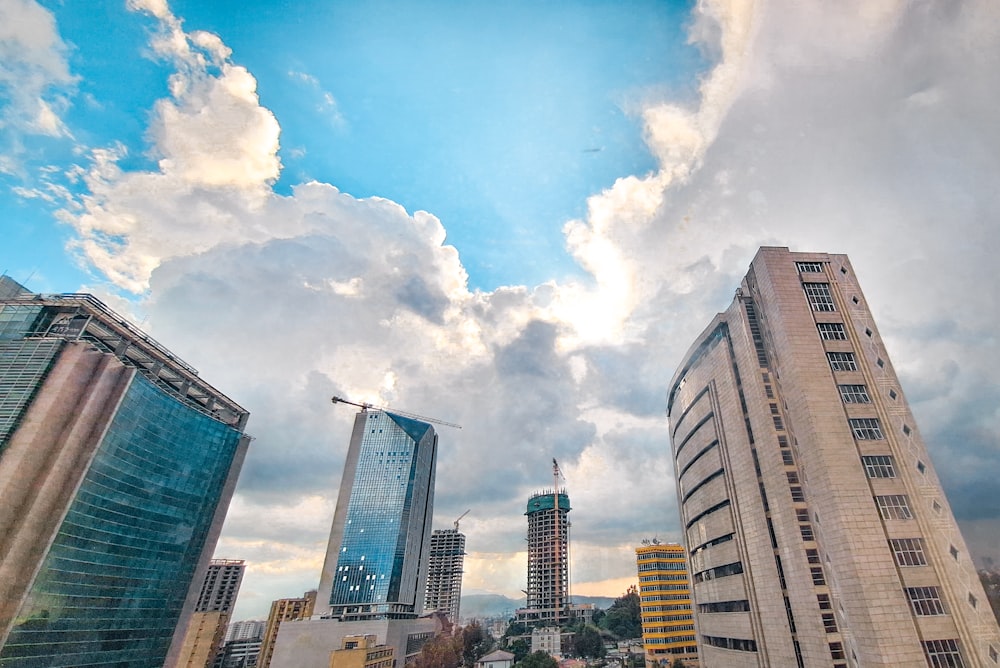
[460,594,617,621]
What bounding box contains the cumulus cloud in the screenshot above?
[45,0,1000,619]
[0,0,75,170]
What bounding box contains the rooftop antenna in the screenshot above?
[331,395,461,429]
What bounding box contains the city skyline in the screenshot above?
[2,0,1000,623]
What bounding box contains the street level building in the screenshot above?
[667,247,1000,667]
[328,634,393,668]
[0,277,250,667]
[257,591,316,668]
[424,528,466,622]
[636,543,697,667]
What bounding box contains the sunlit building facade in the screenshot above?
[0,277,250,667]
[257,591,315,668]
[667,247,1000,667]
[636,543,697,667]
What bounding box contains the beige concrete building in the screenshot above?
[175,559,247,668]
[667,248,1000,667]
[328,634,393,668]
[258,590,316,668]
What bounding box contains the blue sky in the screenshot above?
[4,0,703,291]
[3,0,1000,623]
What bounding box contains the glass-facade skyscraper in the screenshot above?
[0,277,250,667]
[317,409,437,621]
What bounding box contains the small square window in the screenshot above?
[917,461,926,474]
[865,327,872,336]
[889,389,897,399]
[989,645,997,662]
[969,593,978,608]
[903,424,911,435]
[840,266,847,275]
[852,296,859,304]
[933,500,942,513]
[950,545,959,560]
[877,358,885,368]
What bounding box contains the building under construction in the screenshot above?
[423,527,466,623]
[515,461,592,628]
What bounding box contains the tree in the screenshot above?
[573,624,605,658]
[411,633,461,668]
[514,651,559,668]
[508,637,530,663]
[599,586,642,640]
[460,620,495,667]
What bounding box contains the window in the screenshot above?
[877,357,885,368]
[876,495,913,520]
[791,486,805,502]
[839,384,871,403]
[806,548,821,564]
[923,639,966,668]
[797,262,824,273]
[817,593,832,610]
[917,460,926,474]
[907,587,945,616]
[903,424,911,435]
[989,645,997,662]
[818,322,848,340]
[830,642,845,660]
[863,455,896,478]
[782,449,795,465]
[865,327,873,337]
[850,418,884,440]
[787,471,800,484]
[804,283,836,311]
[890,538,927,566]
[889,389,897,399]
[796,509,810,522]
[773,415,785,430]
[811,567,826,586]
[969,593,978,608]
[800,524,815,541]
[951,545,959,560]
[822,613,838,633]
[828,352,858,371]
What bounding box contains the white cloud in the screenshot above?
[0,0,75,162]
[48,0,1000,621]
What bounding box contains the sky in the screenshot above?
[1,0,999,622]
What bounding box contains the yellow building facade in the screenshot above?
[636,543,698,667]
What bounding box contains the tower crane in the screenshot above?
[331,395,461,429]
[453,509,470,531]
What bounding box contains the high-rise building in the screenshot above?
[516,483,571,627]
[424,528,466,622]
[177,559,247,667]
[328,634,394,668]
[316,408,438,621]
[666,247,1000,667]
[269,408,440,667]
[0,277,250,667]
[257,591,316,668]
[636,543,697,667]
[226,620,266,644]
